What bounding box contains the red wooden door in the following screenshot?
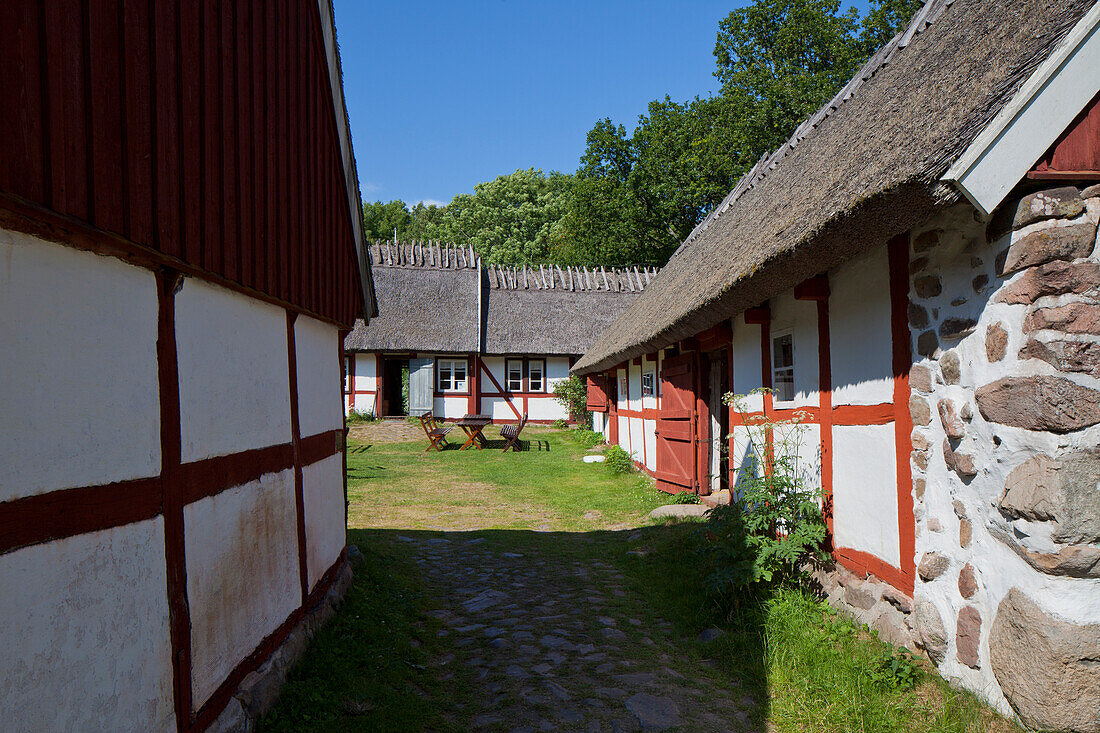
[655,353,697,493]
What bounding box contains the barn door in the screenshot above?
[655,353,697,494]
[408,358,434,416]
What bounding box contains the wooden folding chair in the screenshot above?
[418,412,451,452]
[499,412,529,452]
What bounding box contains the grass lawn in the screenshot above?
[345,426,669,531]
[261,424,1018,732]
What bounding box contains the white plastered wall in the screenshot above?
[527,395,567,421]
[175,278,292,462]
[434,395,468,419]
[830,246,894,406]
[731,315,764,410]
[302,454,345,590]
[832,423,900,566]
[184,469,300,707]
[0,230,161,501]
[296,315,343,438]
[0,519,176,732]
[347,353,378,415]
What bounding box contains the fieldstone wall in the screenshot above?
[907,187,1100,732]
[810,563,918,650]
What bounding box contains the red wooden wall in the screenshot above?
[1030,89,1100,180]
[0,0,364,328]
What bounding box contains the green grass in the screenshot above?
[619,522,1020,733]
[262,425,1018,733]
[260,535,463,732]
[345,427,670,531]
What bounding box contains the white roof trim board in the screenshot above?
[943,2,1100,215]
[673,0,956,257]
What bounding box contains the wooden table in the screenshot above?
[455,414,493,450]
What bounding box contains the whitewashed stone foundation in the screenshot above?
[906,189,1100,732]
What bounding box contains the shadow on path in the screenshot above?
[353,525,768,732]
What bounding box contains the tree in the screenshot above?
[435,168,572,264]
[362,200,412,242]
[859,0,925,54]
[713,0,865,173]
[559,97,738,266]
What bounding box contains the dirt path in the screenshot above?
[400,533,759,732]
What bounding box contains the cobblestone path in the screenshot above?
[401,534,760,732]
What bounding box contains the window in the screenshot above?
[772,333,794,402]
[528,360,545,392]
[344,356,353,393]
[437,358,468,393]
[506,359,524,392]
[641,371,655,398]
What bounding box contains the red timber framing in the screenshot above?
[0,0,366,329]
[726,243,916,594]
[0,274,349,732]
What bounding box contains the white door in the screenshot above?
[409,358,434,416]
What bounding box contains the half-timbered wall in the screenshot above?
[0,231,350,731]
[345,353,573,423]
[345,353,379,415]
[0,0,365,328]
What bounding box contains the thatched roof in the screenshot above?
[343,242,480,353]
[573,0,1093,374]
[343,241,659,355]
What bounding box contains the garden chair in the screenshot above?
[499,412,529,452]
[418,412,451,452]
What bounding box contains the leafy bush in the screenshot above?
[552,375,591,428]
[700,388,828,602]
[571,428,604,448]
[346,409,377,425]
[671,491,700,505]
[604,445,635,475]
[867,648,921,690]
[400,365,410,414]
[552,418,570,431]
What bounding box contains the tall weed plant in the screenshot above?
[702,389,828,605]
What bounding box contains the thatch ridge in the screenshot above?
[345,240,661,354]
[573,0,1092,374]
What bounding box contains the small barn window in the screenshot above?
[528,360,545,392]
[506,359,524,392]
[772,332,794,402]
[437,358,468,393]
[641,371,655,397]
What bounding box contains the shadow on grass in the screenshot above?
[261,522,770,732]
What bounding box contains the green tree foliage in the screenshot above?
[858,0,926,54]
[712,0,865,170]
[362,199,412,242]
[558,97,740,266]
[437,168,572,264]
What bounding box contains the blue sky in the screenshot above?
[333,1,870,206]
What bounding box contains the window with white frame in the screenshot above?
[772,332,795,402]
[641,370,655,398]
[506,359,524,392]
[528,360,545,392]
[437,358,468,393]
